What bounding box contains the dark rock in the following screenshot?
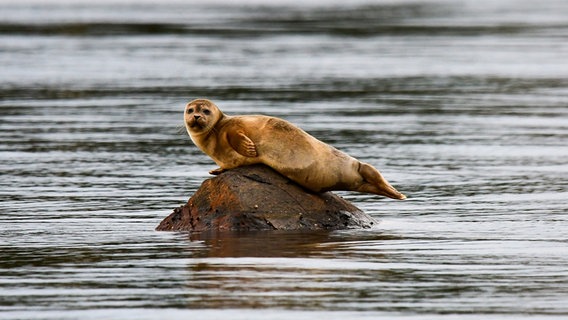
[156,164,377,232]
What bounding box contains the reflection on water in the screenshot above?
[1,0,568,319]
[190,230,337,257]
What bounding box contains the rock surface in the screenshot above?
[156,164,377,232]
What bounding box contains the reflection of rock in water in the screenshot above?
[156,164,377,232]
[189,230,335,258]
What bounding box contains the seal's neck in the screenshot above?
[188,112,229,147]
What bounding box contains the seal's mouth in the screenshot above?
[188,118,207,130]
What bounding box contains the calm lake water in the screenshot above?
[1,0,567,319]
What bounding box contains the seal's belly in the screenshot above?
[212,149,260,169]
[262,146,361,192]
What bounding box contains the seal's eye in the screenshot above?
[203,109,211,115]
[187,108,194,114]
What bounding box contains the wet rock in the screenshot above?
[156,164,377,232]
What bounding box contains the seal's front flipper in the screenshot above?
[209,168,227,175]
[228,131,258,157]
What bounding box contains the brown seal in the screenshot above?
[184,98,406,200]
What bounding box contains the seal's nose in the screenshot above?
[194,115,201,120]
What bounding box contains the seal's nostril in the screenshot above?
[194,115,201,120]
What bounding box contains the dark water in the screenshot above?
[1,0,567,318]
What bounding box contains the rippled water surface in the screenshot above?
[1,0,567,319]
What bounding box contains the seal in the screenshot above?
[184,98,406,200]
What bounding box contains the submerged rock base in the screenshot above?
[156,164,377,232]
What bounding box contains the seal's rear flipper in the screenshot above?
[358,162,406,200]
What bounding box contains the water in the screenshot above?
[1,0,567,318]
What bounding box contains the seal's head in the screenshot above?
[184,99,222,136]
